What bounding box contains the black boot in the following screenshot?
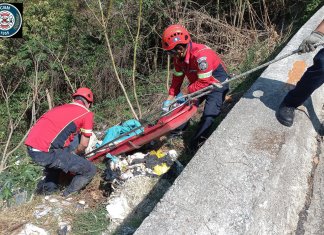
[62,163,96,197]
[276,103,295,127]
[62,176,90,197]
[36,180,59,195]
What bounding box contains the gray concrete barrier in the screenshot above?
[135,6,324,235]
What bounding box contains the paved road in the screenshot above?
[304,139,324,235]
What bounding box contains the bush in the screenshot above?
[0,155,42,203]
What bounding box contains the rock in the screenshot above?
[76,200,87,209]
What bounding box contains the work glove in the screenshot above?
[299,31,324,53]
[162,100,172,112]
[175,92,186,104]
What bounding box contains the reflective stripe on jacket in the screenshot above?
[169,42,228,96]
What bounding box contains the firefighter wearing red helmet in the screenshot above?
[73,87,94,104]
[161,24,230,150]
[25,87,96,197]
[162,24,191,51]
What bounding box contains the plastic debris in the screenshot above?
[127,152,146,163]
[103,149,179,185]
[78,200,86,205]
[106,194,131,220]
[85,132,100,154]
[61,200,72,206]
[76,200,87,209]
[153,163,170,176]
[168,150,178,160]
[49,198,59,203]
[120,170,134,180]
[104,167,121,182]
[14,190,28,205]
[58,222,71,235]
[18,223,49,235]
[149,149,165,158]
[34,205,52,219]
[57,225,68,235]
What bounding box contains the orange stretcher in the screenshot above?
[87,102,198,162]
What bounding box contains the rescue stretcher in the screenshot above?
[87,101,198,162]
[86,45,309,163]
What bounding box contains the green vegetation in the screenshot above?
[0,157,41,202]
[0,0,322,205]
[71,206,108,235]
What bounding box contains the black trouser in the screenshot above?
[283,48,324,107]
[28,147,96,195]
[191,70,229,147]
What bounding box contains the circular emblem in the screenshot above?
[0,3,22,38]
[198,60,208,71]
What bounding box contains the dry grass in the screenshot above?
[105,176,171,234]
[74,173,107,208]
[0,173,108,235]
[186,10,281,70]
[0,197,43,235]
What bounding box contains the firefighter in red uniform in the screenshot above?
[25,87,96,197]
[161,24,229,150]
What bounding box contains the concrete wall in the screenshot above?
[135,7,324,235]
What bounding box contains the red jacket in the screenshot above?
[25,101,93,152]
[169,42,228,96]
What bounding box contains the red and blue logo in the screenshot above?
[0,3,22,38]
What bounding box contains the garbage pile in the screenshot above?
[103,149,180,188]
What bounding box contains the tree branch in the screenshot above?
[95,0,139,120]
[131,0,143,118]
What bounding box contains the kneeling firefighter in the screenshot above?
[25,87,96,197]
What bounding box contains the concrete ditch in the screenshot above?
[135,6,324,235]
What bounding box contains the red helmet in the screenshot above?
[162,24,191,51]
[72,87,93,103]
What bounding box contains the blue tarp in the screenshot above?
[98,119,144,147]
